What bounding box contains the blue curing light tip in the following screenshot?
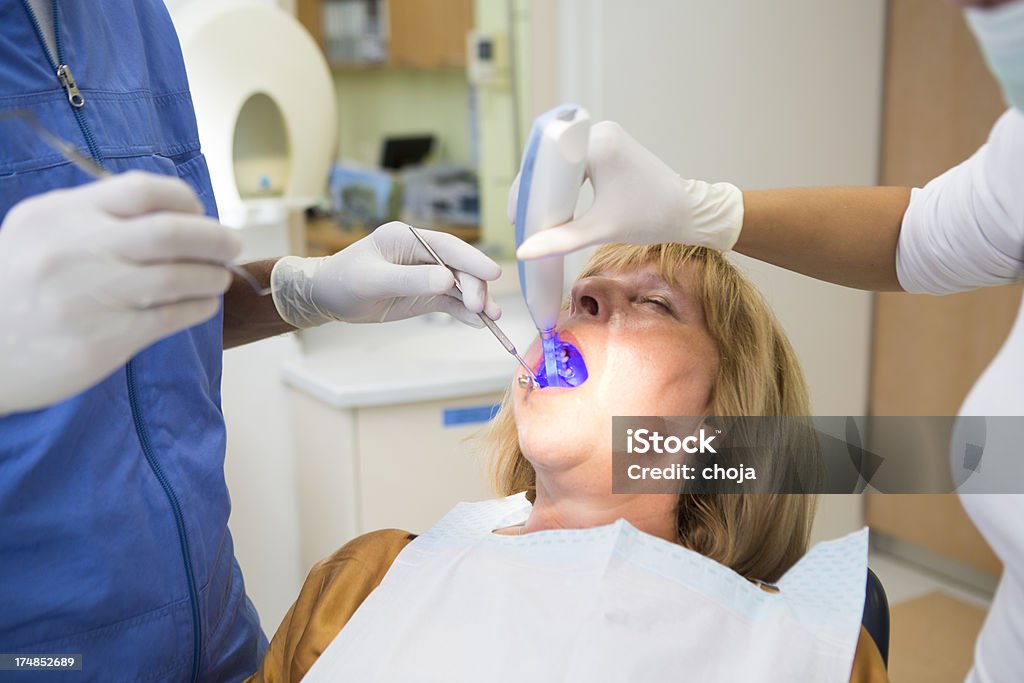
[541,337,560,385]
[536,334,588,389]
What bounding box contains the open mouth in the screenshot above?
[533,329,588,388]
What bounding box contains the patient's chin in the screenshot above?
[517,418,605,472]
[524,446,614,497]
[524,448,609,485]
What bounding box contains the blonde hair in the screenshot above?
[484,243,818,583]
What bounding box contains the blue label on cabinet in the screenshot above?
[442,404,501,427]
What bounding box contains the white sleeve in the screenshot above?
[896,109,1024,294]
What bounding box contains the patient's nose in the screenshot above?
[570,278,617,322]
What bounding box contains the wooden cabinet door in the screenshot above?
[867,0,1018,575]
[296,0,473,69]
[388,0,474,68]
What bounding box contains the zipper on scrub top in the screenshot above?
[126,364,204,683]
[20,3,204,683]
[20,0,104,165]
[57,64,84,107]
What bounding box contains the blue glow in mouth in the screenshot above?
[541,337,560,385]
[536,334,588,388]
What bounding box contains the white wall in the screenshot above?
[554,0,887,539]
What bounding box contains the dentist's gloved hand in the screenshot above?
[270,221,502,328]
[512,121,744,260]
[0,172,241,416]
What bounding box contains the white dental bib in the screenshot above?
[304,494,868,682]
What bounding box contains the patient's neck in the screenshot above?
[522,476,678,543]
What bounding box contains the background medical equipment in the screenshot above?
[328,163,394,229]
[513,104,591,388]
[320,0,388,66]
[381,135,435,170]
[408,225,538,383]
[401,163,480,228]
[172,0,337,236]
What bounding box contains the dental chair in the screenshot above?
[862,568,890,667]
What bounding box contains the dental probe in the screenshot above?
[407,225,540,385]
[2,108,271,297]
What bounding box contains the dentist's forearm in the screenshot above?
[734,187,911,292]
[223,258,296,349]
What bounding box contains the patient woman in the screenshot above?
[249,244,886,682]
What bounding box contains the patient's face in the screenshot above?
[512,261,718,480]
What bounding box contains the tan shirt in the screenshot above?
[249,529,888,682]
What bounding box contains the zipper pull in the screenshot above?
[56,65,85,108]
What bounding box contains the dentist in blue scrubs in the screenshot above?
[0,2,501,680]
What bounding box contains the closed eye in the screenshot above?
[640,296,674,314]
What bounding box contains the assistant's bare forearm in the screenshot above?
[734,187,911,291]
[223,258,296,348]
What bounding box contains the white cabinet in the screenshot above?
[289,387,502,568]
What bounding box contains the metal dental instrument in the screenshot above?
[2,108,271,296]
[407,225,540,386]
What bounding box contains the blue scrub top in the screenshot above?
[0,2,267,681]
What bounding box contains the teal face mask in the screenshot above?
[967,1,1024,112]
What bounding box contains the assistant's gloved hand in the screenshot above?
[512,121,744,260]
[0,172,242,416]
[270,221,502,328]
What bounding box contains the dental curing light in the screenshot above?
[514,104,591,388]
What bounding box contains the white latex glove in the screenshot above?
[512,121,745,260]
[0,172,242,416]
[270,221,502,328]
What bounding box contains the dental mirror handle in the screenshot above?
[477,314,538,383]
[407,225,538,383]
[2,109,271,296]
